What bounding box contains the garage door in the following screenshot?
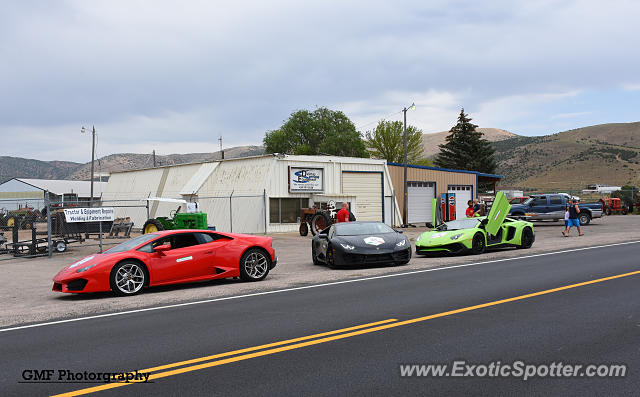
[448,185,473,220]
[407,181,435,224]
[342,172,382,221]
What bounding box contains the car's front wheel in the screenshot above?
[111,261,146,296]
[471,233,486,254]
[239,248,271,281]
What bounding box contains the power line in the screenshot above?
[355,110,403,131]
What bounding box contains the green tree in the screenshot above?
[364,120,425,163]
[434,108,496,173]
[264,107,368,157]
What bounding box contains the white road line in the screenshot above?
[2,240,639,333]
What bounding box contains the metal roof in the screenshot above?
[12,178,107,197]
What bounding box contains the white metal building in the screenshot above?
[0,178,107,210]
[102,155,402,233]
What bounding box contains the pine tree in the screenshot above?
[434,108,496,173]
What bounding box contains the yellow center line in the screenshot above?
[53,269,640,397]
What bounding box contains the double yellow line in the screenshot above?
[54,269,640,397]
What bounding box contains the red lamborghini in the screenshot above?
[53,230,277,296]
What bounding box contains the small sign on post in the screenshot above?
[63,208,115,223]
[63,208,114,253]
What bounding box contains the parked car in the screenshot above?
[416,191,535,255]
[509,194,603,225]
[311,221,411,268]
[509,196,530,205]
[53,230,276,295]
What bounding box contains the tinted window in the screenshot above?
[195,232,231,244]
[269,198,309,223]
[171,233,200,249]
[437,218,480,231]
[549,196,563,205]
[138,233,201,252]
[105,234,159,254]
[196,233,215,243]
[335,222,395,236]
[532,197,547,206]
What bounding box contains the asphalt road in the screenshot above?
[1,242,639,396]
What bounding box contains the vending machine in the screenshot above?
[448,193,456,221]
[440,193,448,221]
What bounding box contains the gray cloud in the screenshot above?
[1,0,639,161]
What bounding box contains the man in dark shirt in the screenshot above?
[336,203,351,223]
[563,199,584,236]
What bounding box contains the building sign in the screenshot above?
[63,207,115,223]
[289,167,324,192]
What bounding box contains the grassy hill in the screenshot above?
[422,128,516,158]
[493,122,640,190]
[0,157,81,183]
[68,146,265,180]
[0,146,265,183]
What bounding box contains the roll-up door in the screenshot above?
[407,181,435,223]
[342,172,383,221]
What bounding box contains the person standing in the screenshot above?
[336,202,351,223]
[564,199,584,236]
[562,205,570,237]
[466,200,475,218]
[473,199,482,216]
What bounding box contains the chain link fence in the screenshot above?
[0,191,267,261]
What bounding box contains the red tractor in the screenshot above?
[299,201,338,236]
[600,197,630,215]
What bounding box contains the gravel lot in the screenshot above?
[2,215,639,328]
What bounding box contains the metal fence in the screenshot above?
[0,192,267,261]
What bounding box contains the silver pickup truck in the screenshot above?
[509,194,603,225]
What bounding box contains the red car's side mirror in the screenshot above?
[153,244,171,254]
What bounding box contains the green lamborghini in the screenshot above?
[415,191,535,255]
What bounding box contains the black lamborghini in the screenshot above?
[311,222,411,268]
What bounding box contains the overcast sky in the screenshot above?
[1,0,639,162]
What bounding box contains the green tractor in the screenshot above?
[142,198,209,234]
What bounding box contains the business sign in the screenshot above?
[63,207,115,223]
[289,167,324,192]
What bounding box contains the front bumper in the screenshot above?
[333,247,411,266]
[416,242,468,255]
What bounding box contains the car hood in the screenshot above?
[53,253,114,280]
[416,228,475,246]
[509,203,529,213]
[333,233,405,249]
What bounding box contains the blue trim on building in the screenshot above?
[386,162,503,179]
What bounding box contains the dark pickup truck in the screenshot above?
[509,194,603,225]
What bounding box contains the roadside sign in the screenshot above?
[63,207,115,223]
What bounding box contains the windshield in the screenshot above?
[335,222,395,236]
[103,234,159,254]
[436,218,480,231]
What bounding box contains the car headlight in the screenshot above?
[396,239,407,247]
[450,234,463,240]
[76,264,97,273]
[340,243,355,250]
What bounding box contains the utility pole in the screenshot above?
[153,150,156,167]
[81,126,96,207]
[401,103,415,227]
[219,136,225,160]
